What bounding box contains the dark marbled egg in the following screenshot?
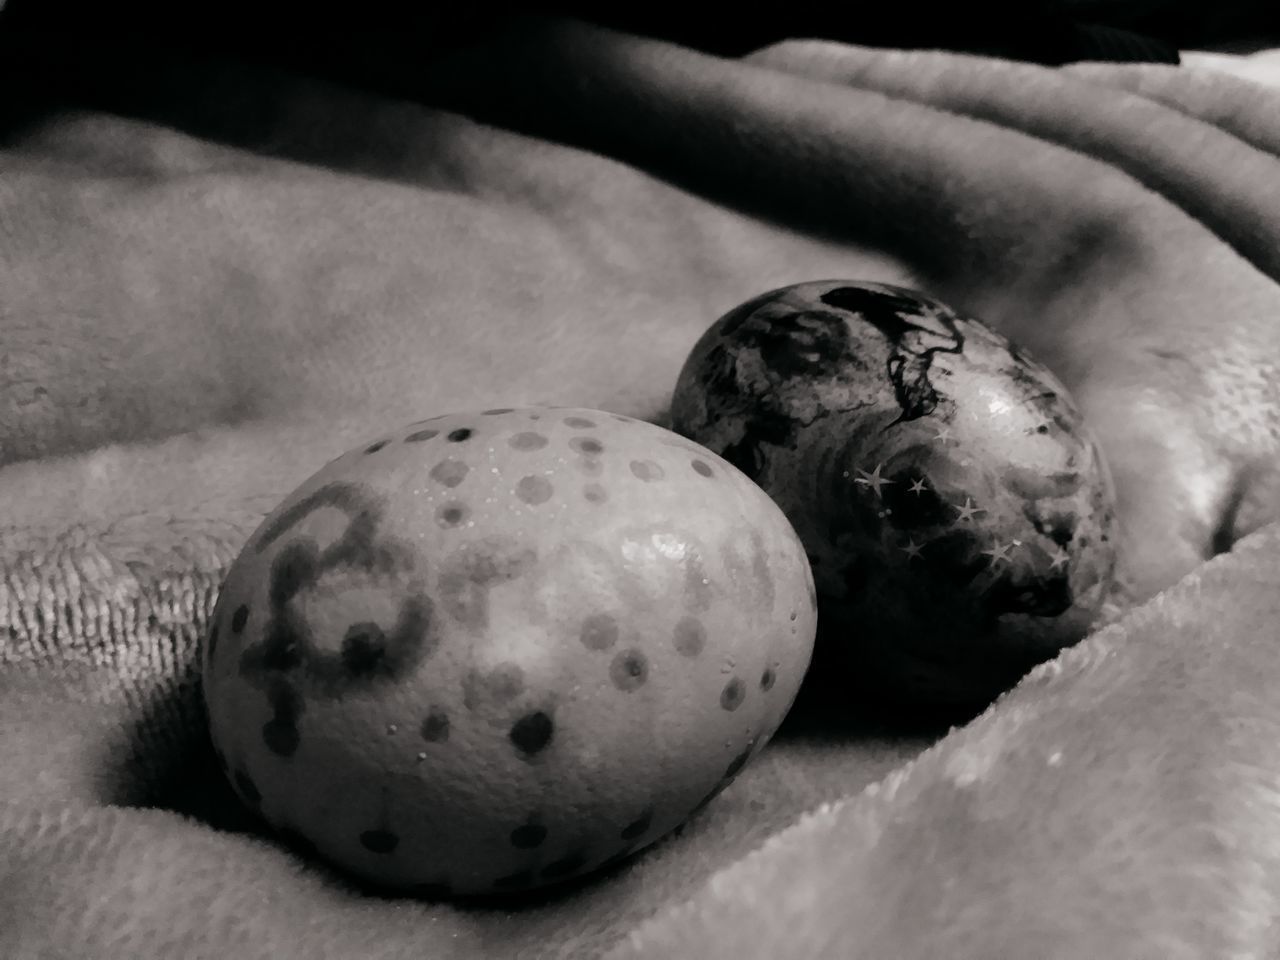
[671,280,1118,711]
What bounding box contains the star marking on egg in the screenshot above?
[1048,546,1070,571]
[908,478,927,495]
[953,497,984,523]
[934,426,954,443]
[854,463,894,498]
[899,538,924,562]
[982,541,1014,564]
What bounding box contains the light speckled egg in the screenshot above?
[671,281,1117,711]
[201,407,816,896]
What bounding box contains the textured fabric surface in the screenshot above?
[2,20,1280,959]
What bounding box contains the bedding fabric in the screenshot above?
[3,19,1280,960]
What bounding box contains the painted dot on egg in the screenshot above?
[541,851,589,879]
[413,881,453,899]
[564,417,597,429]
[365,439,388,455]
[584,483,608,504]
[689,785,722,818]
[234,769,262,806]
[275,824,319,859]
[360,828,399,854]
[447,428,473,443]
[510,821,548,849]
[462,663,525,709]
[760,667,777,691]
[579,612,619,651]
[436,502,471,528]
[673,616,706,657]
[691,459,714,478]
[620,807,654,840]
[720,677,745,711]
[630,460,664,482]
[570,437,604,456]
[405,428,439,443]
[509,431,549,451]
[510,711,554,755]
[262,681,302,757]
[420,707,450,743]
[231,604,249,633]
[724,746,752,781]
[610,649,649,691]
[494,870,535,890]
[341,622,387,678]
[430,459,470,488]
[516,475,554,505]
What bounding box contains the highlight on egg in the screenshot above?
[671,280,1118,711]
[201,407,817,896]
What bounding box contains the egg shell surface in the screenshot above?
[202,407,817,897]
[671,280,1118,710]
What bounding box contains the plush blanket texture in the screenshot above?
[3,20,1280,960]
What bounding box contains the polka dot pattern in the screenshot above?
[610,649,649,691]
[720,677,746,712]
[509,432,549,451]
[510,821,548,849]
[413,881,453,900]
[234,769,262,806]
[724,746,752,781]
[579,613,619,651]
[516,475,553,505]
[262,681,302,757]
[436,502,470,528]
[672,616,706,657]
[494,870,534,890]
[510,711,554,756]
[621,807,654,841]
[207,405,817,897]
[430,459,470,487]
[629,459,664,482]
[275,825,318,859]
[360,829,399,854]
[420,708,450,743]
[541,851,588,879]
[341,622,387,678]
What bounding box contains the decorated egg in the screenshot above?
[201,407,816,896]
[670,280,1117,710]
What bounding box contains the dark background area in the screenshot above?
[0,1,1275,137]
[0,1,1277,68]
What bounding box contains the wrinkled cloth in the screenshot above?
[2,21,1280,960]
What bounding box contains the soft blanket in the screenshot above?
[3,18,1280,960]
